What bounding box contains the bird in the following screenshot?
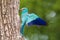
[19,7,47,36]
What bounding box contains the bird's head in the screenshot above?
[20,7,28,13]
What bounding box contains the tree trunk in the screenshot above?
[0,0,23,40]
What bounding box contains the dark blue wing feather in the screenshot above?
[28,17,47,26]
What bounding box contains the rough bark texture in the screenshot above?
[0,0,23,40]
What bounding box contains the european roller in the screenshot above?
[20,7,47,36]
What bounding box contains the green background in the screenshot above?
[20,0,60,40]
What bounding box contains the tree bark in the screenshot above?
[0,0,23,40]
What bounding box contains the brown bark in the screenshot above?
[0,0,23,40]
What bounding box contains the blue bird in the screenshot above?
[20,7,47,35]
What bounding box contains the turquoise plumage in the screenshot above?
[20,7,47,35]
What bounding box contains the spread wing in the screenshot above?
[26,13,47,26]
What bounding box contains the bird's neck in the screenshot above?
[21,12,28,17]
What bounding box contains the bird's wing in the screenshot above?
[26,13,38,24]
[26,13,47,26]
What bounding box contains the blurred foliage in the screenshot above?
[20,0,60,40]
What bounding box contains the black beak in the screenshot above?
[19,9,22,12]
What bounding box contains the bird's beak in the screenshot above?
[19,9,22,12]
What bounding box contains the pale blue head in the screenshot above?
[21,7,28,14]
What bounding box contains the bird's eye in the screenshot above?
[23,9,25,10]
